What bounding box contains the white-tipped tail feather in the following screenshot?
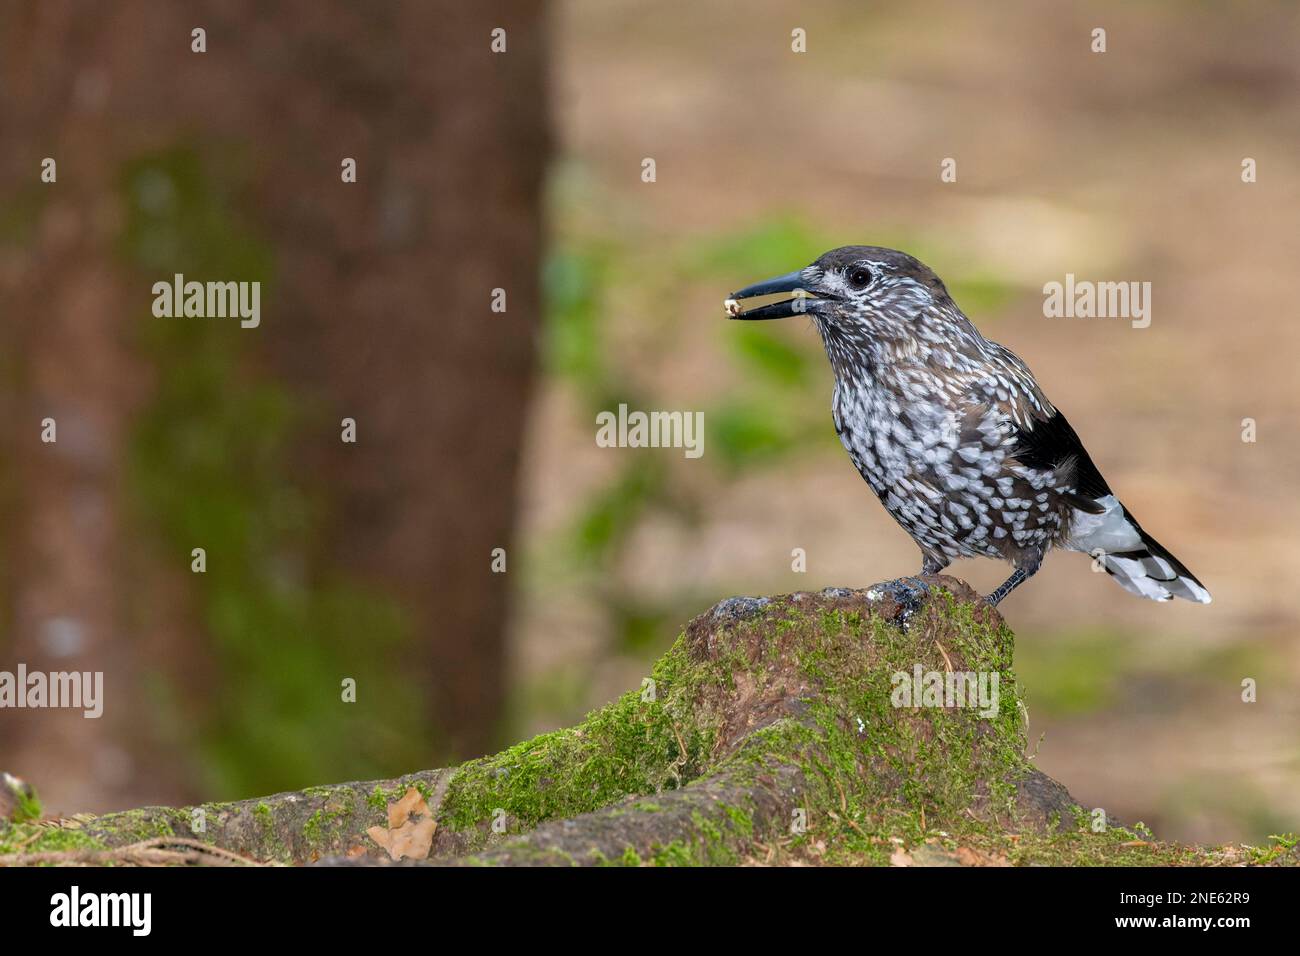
[1065,495,1211,604]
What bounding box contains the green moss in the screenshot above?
[302,810,326,846]
[647,833,742,867]
[439,634,723,846]
[300,791,357,849]
[1248,832,1298,865]
[4,779,42,824]
[720,804,754,839]
[86,807,183,843]
[0,822,108,858]
[368,784,406,813]
[650,841,698,866]
[722,590,1030,846]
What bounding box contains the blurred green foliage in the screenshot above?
[542,243,620,408]
[1015,631,1131,716]
[570,457,669,570]
[117,147,428,798]
[1160,777,1297,846]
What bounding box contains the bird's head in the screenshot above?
[726,245,977,372]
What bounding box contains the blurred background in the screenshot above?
[1,1,1297,846]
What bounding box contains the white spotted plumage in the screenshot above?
[731,245,1211,606]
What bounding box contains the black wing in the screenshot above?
[1011,408,1112,512]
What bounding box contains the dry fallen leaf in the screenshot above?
[889,848,913,867]
[387,787,426,828]
[955,846,1011,867]
[366,787,437,861]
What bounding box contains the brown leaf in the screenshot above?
[954,846,1011,867]
[367,786,438,861]
[388,787,428,828]
[889,848,913,867]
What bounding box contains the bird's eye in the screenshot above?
[848,266,874,289]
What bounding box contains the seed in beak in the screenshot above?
[724,298,742,317]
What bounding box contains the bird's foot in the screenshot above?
[868,576,932,631]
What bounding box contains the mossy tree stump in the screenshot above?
[3,578,1290,866]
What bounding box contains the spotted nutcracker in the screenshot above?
[725,246,1210,608]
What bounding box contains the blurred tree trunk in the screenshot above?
[250,0,549,760]
[0,0,547,809]
[0,5,188,813]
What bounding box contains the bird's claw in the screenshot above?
[869,576,931,631]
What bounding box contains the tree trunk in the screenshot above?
[0,0,548,810]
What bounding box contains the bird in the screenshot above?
[725,245,1211,609]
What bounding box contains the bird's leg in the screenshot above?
[920,553,949,576]
[984,569,1025,607]
[984,554,1041,607]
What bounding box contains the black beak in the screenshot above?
[725,270,826,320]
